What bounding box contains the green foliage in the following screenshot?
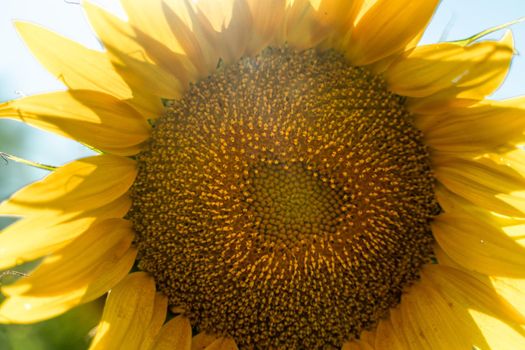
[0,300,103,350]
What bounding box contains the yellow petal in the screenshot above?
[346,0,440,65]
[341,341,373,350]
[83,2,179,119]
[374,317,408,350]
[410,265,525,349]
[141,293,168,350]
[0,90,150,156]
[83,1,148,64]
[0,155,136,216]
[0,249,136,323]
[245,0,287,54]
[433,181,475,213]
[193,0,252,64]
[162,0,254,76]
[120,0,184,55]
[191,332,220,350]
[408,95,478,116]
[14,21,131,100]
[358,329,376,349]
[312,0,362,29]
[204,337,238,350]
[387,306,411,348]
[162,0,220,77]
[151,315,192,350]
[420,266,525,348]
[492,148,525,178]
[433,211,525,278]
[89,272,157,350]
[192,0,236,31]
[490,276,525,325]
[420,99,525,155]
[127,90,165,122]
[408,35,515,115]
[387,32,514,98]
[399,276,480,349]
[3,218,134,296]
[313,0,364,53]
[423,265,525,325]
[0,294,91,324]
[455,31,514,99]
[282,0,333,50]
[434,157,525,217]
[0,195,130,270]
[470,310,525,349]
[433,182,525,228]
[120,0,197,86]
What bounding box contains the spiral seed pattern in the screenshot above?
[129,47,439,349]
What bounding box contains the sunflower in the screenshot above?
[1,0,525,348]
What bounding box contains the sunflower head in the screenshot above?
[0,0,524,349]
[129,46,439,347]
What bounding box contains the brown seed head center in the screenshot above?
[246,162,343,246]
[128,47,438,349]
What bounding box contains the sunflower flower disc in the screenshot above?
[129,48,439,349]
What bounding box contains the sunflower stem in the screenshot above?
[450,17,525,46]
[0,152,57,171]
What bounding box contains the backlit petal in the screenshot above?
[424,265,525,325]
[121,0,197,87]
[83,2,179,119]
[491,276,525,325]
[245,0,286,54]
[14,21,130,99]
[0,195,130,270]
[191,332,220,350]
[398,276,481,349]
[346,0,439,65]
[0,90,150,156]
[162,0,219,77]
[89,272,157,350]
[470,310,525,349]
[140,293,168,350]
[387,32,514,98]
[420,98,525,154]
[0,222,136,323]
[151,315,192,350]
[434,157,525,217]
[282,0,331,50]
[204,337,238,350]
[374,317,408,350]
[433,211,525,278]
[194,0,253,64]
[0,155,136,215]
[3,219,134,296]
[341,341,373,350]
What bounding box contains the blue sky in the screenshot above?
[0,0,524,199]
